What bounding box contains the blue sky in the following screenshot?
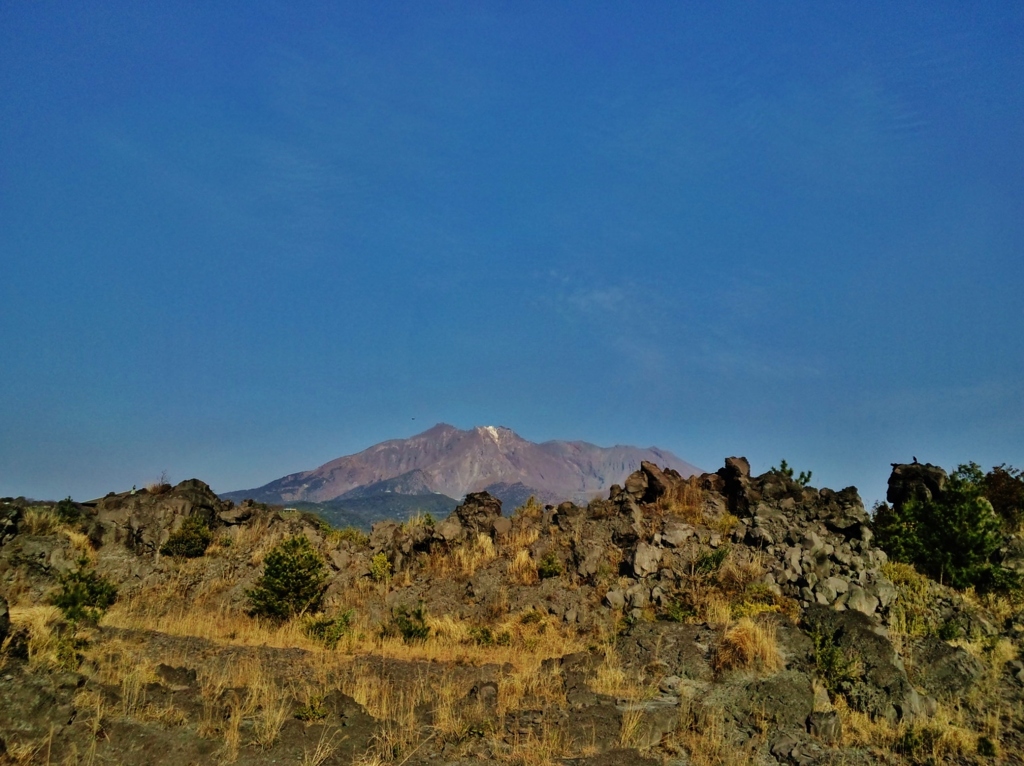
[2,2,1022,507]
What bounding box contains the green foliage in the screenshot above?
[771,459,812,487]
[369,552,392,582]
[49,557,118,624]
[294,695,327,721]
[328,526,370,547]
[809,625,862,698]
[387,602,430,643]
[658,599,696,623]
[54,496,81,524]
[983,463,1024,530]
[469,626,494,645]
[246,535,328,621]
[694,546,729,575]
[537,552,562,579]
[874,464,1015,591]
[303,611,353,649]
[160,515,213,558]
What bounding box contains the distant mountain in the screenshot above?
[223,424,700,514]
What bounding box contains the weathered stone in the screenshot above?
[633,542,662,578]
[908,637,983,700]
[492,516,512,537]
[605,590,626,610]
[662,521,694,548]
[846,586,879,616]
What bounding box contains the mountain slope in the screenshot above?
[223,424,700,507]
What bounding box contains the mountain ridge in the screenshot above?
[223,423,700,508]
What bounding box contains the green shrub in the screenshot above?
[387,602,430,643]
[294,695,327,721]
[160,515,213,558]
[246,535,328,621]
[694,546,729,575]
[771,459,812,487]
[469,626,494,646]
[49,557,118,624]
[983,464,1024,530]
[659,599,696,623]
[809,624,862,698]
[874,463,1015,591]
[304,611,353,649]
[537,552,562,579]
[369,552,392,582]
[329,526,370,547]
[54,496,81,524]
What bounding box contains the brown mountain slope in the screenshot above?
[225,423,700,505]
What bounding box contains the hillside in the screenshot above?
[222,423,700,508]
[1,460,1022,765]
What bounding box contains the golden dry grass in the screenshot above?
[712,617,781,674]
[507,549,539,586]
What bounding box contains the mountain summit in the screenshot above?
[224,424,700,509]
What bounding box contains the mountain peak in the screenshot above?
[225,426,700,507]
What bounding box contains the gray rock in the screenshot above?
[846,586,879,616]
[625,583,649,609]
[605,589,626,610]
[632,542,662,578]
[908,637,983,699]
[0,595,8,644]
[662,521,694,548]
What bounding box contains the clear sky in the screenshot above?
[2,2,1022,507]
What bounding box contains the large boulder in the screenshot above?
[802,605,931,723]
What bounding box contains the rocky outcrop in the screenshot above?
[91,479,231,554]
[886,462,947,508]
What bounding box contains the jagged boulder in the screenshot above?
[887,462,947,508]
[906,636,983,700]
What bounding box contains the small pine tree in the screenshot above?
[49,557,118,624]
[246,535,328,621]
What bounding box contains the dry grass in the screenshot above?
[507,549,539,586]
[672,701,760,766]
[712,617,781,674]
[8,605,79,670]
[656,476,706,525]
[21,506,61,536]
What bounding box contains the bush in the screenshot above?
[369,552,392,582]
[537,552,562,579]
[160,515,213,558]
[49,557,118,624]
[874,463,1014,591]
[387,602,430,642]
[303,611,353,649]
[983,464,1024,530]
[246,535,328,621]
[54,496,81,524]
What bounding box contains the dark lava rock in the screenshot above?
[802,605,929,723]
[887,462,947,509]
[907,636,983,700]
[0,595,8,644]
